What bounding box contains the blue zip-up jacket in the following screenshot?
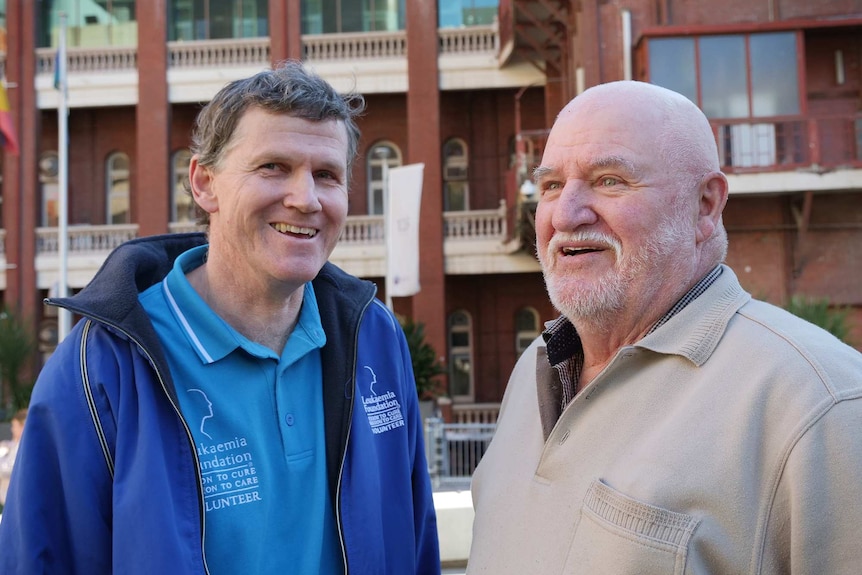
[0,233,440,575]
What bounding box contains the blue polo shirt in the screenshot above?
[139,245,343,575]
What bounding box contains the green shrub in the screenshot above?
[784,295,852,344]
[399,318,446,400]
[0,308,36,413]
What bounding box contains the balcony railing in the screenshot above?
[711,114,862,174]
[34,25,499,76]
[515,114,862,177]
[444,202,507,240]
[169,37,269,68]
[303,30,406,61]
[36,224,138,254]
[31,206,508,259]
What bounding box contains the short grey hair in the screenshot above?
[188,60,365,227]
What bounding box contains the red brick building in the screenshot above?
[1,0,860,417]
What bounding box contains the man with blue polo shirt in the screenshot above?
[140,245,342,573]
[0,61,440,574]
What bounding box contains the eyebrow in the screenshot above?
[590,155,638,174]
[531,165,554,181]
[532,155,639,181]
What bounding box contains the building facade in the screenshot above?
[0,0,860,418]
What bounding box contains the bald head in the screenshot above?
[558,81,720,180]
[534,80,731,334]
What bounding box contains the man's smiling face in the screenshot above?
[534,93,698,325]
[190,107,350,294]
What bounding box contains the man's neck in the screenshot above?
[186,263,305,354]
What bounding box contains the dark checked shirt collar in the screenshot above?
[542,265,723,409]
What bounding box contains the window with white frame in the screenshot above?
[648,32,800,169]
[515,307,540,358]
[171,149,195,223]
[367,141,402,216]
[443,137,469,212]
[39,152,60,227]
[106,151,130,224]
[448,310,474,401]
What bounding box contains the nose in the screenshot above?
[284,170,322,213]
[549,180,598,232]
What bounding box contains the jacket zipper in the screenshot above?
[334,295,376,575]
[70,309,212,575]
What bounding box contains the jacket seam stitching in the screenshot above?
[79,319,115,478]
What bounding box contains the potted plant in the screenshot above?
[399,317,446,422]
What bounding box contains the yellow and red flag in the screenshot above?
[0,81,19,155]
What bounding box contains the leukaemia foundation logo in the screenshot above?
[360,365,405,435]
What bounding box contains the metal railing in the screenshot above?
[451,402,500,423]
[518,114,862,176]
[710,115,862,173]
[35,224,138,254]
[30,205,509,259]
[34,24,500,76]
[425,418,496,491]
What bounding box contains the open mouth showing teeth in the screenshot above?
[562,247,602,255]
[272,223,317,238]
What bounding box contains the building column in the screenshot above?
[3,1,39,382]
[270,0,303,63]
[5,2,39,318]
[405,0,448,390]
[135,1,170,236]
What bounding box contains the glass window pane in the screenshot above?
[341,0,364,32]
[699,35,748,118]
[648,38,697,104]
[750,32,799,117]
[170,0,195,41]
[467,0,498,26]
[515,309,537,331]
[301,0,323,34]
[450,353,471,397]
[450,312,469,327]
[209,0,233,39]
[108,153,130,224]
[451,331,469,347]
[445,182,467,211]
[439,0,462,27]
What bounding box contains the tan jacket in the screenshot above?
[469,266,862,574]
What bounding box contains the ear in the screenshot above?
[189,156,219,215]
[695,172,728,244]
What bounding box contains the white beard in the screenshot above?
[539,207,692,328]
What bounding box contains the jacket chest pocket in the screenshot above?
[562,479,699,575]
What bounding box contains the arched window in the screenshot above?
[171,149,194,224]
[367,141,402,216]
[515,307,541,358]
[39,152,59,227]
[448,310,474,401]
[106,152,130,224]
[443,138,469,212]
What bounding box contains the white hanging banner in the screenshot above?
[386,163,424,298]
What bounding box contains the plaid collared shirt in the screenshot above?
[542,265,723,409]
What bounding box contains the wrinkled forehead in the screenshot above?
[547,96,665,159]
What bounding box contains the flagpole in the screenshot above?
[57,13,71,342]
[379,147,392,311]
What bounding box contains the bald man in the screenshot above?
[467,81,862,574]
